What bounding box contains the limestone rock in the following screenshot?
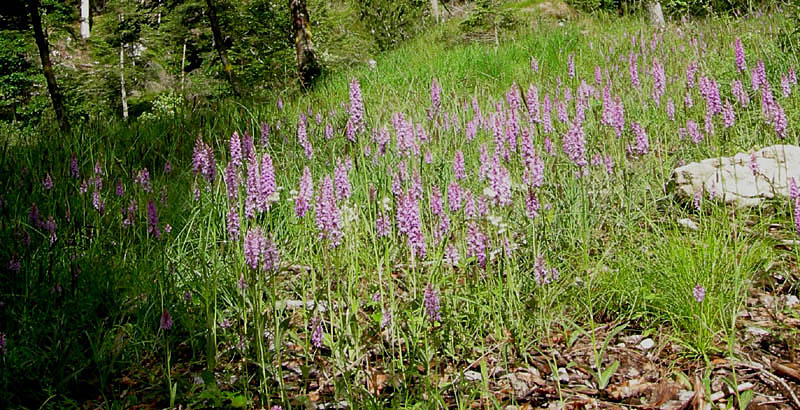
[647,1,666,29]
[669,145,800,207]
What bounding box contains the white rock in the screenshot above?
[280,300,331,312]
[784,294,799,307]
[557,367,569,382]
[464,370,482,382]
[638,338,655,350]
[677,218,699,231]
[746,326,770,337]
[622,334,643,345]
[670,145,800,207]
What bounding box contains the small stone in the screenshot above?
[745,326,769,337]
[784,294,799,307]
[504,373,529,397]
[622,334,643,345]
[660,390,697,410]
[759,294,775,309]
[677,218,699,231]
[464,370,482,382]
[557,367,569,382]
[638,338,655,350]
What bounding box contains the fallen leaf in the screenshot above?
[608,377,656,400]
[649,379,681,406]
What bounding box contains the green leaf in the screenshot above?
[230,394,248,408]
[739,390,753,410]
[567,330,583,348]
[598,360,620,389]
[201,370,217,390]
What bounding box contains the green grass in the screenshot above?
[1,7,799,409]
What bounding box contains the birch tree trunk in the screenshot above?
[120,43,128,120]
[29,0,70,132]
[431,0,439,22]
[290,0,321,88]
[181,38,187,91]
[647,1,666,28]
[80,0,90,39]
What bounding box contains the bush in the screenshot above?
[460,0,519,33]
[356,0,430,51]
[565,0,618,14]
[139,91,183,122]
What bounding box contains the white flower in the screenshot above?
[381,197,392,212]
[489,248,502,261]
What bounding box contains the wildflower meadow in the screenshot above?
[1,5,800,409]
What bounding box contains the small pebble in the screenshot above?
[638,338,655,350]
[677,218,699,231]
[464,370,482,382]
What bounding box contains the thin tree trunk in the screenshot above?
[80,0,90,39]
[647,1,665,28]
[120,43,128,120]
[290,0,321,88]
[29,0,70,132]
[431,0,439,22]
[204,0,242,96]
[181,38,187,91]
[120,14,128,120]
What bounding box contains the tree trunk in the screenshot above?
[290,0,321,88]
[181,38,187,91]
[119,14,128,120]
[647,1,665,28]
[120,44,128,120]
[80,0,90,39]
[204,0,242,96]
[29,0,70,132]
[431,0,439,22]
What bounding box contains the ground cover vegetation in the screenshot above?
[1,0,800,408]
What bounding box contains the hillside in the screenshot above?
[1,2,800,408]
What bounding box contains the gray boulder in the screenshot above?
[670,144,800,207]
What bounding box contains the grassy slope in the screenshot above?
[1,5,799,408]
